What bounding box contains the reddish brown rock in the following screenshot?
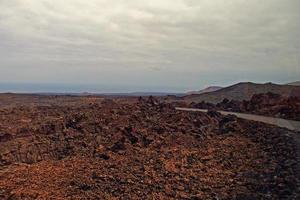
[0,95,298,199]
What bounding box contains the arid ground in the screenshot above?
[0,94,299,199]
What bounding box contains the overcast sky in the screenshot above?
[0,0,299,92]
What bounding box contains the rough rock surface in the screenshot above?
[193,93,300,121]
[0,96,299,199]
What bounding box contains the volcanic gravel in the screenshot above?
[0,97,299,199]
[192,93,300,121]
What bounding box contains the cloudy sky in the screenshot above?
[0,0,299,92]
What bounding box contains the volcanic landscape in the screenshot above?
[0,94,299,199]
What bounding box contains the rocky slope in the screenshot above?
[186,86,223,95]
[193,93,300,121]
[0,96,299,199]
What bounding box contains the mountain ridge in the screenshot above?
[183,82,300,103]
[186,86,223,95]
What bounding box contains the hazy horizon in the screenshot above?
[1,0,299,92]
[0,80,298,94]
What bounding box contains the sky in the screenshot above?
[0,0,299,93]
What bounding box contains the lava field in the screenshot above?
[0,96,299,199]
[191,93,300,121]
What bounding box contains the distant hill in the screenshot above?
[183,82,300,103]
[286,81,300,86]
[186,86,223,95]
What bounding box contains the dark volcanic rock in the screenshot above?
[0,96,298,199]
[0,133,13,143]
[191,92,300,121]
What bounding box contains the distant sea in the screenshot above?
[0,82,185,95]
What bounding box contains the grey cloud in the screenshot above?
[0,0,299,92]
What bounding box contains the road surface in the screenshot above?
[176,107,300,132]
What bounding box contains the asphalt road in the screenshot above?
[176,107,300,132]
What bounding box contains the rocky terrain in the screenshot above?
[192,93,300,121]
[0,95,299,199]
